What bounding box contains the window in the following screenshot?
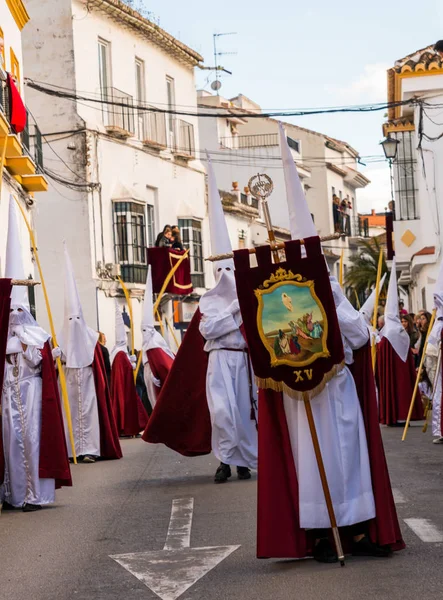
[135,58,145,139]
[10,48,20,87]
[178,218,204,288]
[113,201,148,283]
[146,204,155,248]
[392,131,418,220]
[421,287,427,311]
[98,39,111,122]
[331,186,335,198]
[166,76,176,147]
[287,137,300,153]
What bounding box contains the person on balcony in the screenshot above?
[171,225,184,251]
[155,225,172,248]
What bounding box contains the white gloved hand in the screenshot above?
[129,354,137,363]
[227,299,240,315]
[52,346,62,360]
[6,335,23,355]
[151,374,161,387]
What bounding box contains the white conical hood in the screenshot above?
[110,300,128,364]
[206,153,233,269]
[57,242,99,368]
[6,196,29,310]
[141,266,174,360]
[360,273,387,325]
[200,153,237,317]
[380,258,409,362]
[5,196,49,349]
[279,122,317,241]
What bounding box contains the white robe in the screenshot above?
[427,320,443,437]
[1,347,55,507]
[283,302,376,529]
[200,309,258,470]
[62,365,100,458]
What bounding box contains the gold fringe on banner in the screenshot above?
[255,361,346,402]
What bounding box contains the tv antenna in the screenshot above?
[212,32,237,95]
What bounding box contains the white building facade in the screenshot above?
[384,45,443,311]
[198,91,370,279]
[0,0,48,309]
[23,0,208,348]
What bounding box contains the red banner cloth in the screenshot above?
[111,352,149,436]
[7,74,26,134]
[148,247,193,295]
[0,279,12,485]
[376,338,423,426]
[233,237,344,398]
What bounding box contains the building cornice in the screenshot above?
[6,0,30,30]
[85,0,203,67]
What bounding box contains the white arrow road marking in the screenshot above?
[404,518,443,543]
[110,497,240,600]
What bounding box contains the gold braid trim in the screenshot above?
[255,361,346,402]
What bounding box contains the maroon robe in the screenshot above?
[111,351,149,436]
[376,337,423,426]
[142,310,212,456]
[39,342,72,488]
[92,345,123,459]
[0,279,12,485]
[257,341,405,559]
[145,347,174,404]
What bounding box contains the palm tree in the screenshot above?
[345,237,389,302]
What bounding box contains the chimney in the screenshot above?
[371,209,376,216]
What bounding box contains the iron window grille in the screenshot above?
[113,201,149,283]
[178,218,204,288]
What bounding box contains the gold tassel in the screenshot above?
[255,361,346,402]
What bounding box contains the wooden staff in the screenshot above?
[165,316,180,350]
[14,197,77,464]
[402,308,437,441]
[371,249,384,371]
[247,174,345,565]
[206,234,343,262]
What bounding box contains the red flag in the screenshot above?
[7,73,26,134]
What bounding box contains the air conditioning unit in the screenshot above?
[106,263,121,277]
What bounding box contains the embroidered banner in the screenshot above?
[233,237,344,400]
[148,247,193,295]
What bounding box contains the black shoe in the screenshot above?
[313,539,338,564]
[352,535,391,557]
[1,501,16,511]
[237,467,251,480]
[214,463,231,484]
[22,503,42,513]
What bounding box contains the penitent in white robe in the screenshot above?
[427,320,443,437]
[62,364,100,458]
[200,309,258,470]
[1,347,55,507]
[283,302,376,529]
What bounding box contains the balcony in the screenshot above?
[103,87,135,139]
[173,119,195,159]
[219,133,301,153]
[140,108,167,150]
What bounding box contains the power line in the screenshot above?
[25,78,420,119]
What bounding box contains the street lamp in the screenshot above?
[380,136,400,160]
[380,136,399,207]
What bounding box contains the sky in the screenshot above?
[140,0,443,212]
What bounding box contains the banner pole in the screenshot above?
[371,249,384,370]
[13,196,77,464]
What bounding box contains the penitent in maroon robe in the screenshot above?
[257,341,405,559]
[111,352,149,436]
[376,337,423,426]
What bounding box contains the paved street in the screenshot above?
[2,424,443,600]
